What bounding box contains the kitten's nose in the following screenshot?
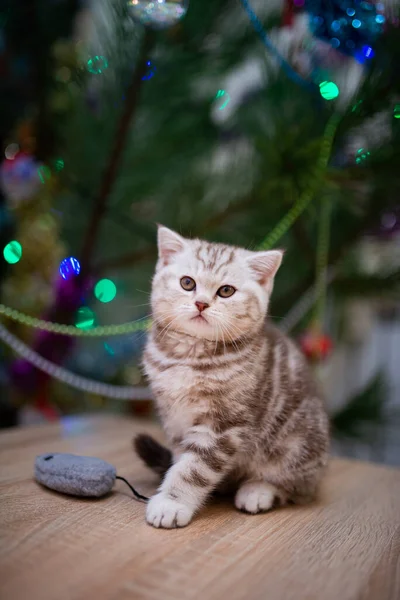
[195,301,209,313]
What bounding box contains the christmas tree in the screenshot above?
[0,0,399,440]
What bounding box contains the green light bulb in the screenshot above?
[3,241,22,264]
[54,158,64,171]
[87,56,108,74]
[75,307,95,330]
[319,81,339,101]
[37,165,51,184]
[394,104,400,119]
[94,279,117,303]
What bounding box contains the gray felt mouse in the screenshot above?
[34,453,148,501]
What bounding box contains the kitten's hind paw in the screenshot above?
[235,481,278,514]
[146,493,194,529]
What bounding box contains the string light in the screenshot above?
[75,307,95,330]
[362,45,374,59]
[94,279,117,303]
[87,56,108,74]
[215,90,230,110]
[59,257,81,280]
[104,343,115,355]
[355,148,370,164]
[54,158,64,171]
[0,116,340,336]
[319,81,339,100]
[142,61,156,80]
[3,241,22,264]
[38,165,51,184]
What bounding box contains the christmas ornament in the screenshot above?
[305,0,385,60]
[94,279,117,303]
[0,153,41,205]
[127,0,189,29]
[59,257,81,280]
[299,330,333,361]
[3,241,22,264]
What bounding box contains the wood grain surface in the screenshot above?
[0,415,399,600]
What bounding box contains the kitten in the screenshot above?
[135,226,329,529]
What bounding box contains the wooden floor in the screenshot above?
[0,415,399,600]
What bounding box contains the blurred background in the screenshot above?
[0,0,399,466]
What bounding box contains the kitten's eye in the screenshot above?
[180,276,196,291]
[217,285,236,298]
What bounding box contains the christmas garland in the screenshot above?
[0,114,339,336]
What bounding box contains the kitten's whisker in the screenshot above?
[219,320,238,354]
[158,313,182,343]
[124,302,151,310]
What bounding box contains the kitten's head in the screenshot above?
[151,226,283,342]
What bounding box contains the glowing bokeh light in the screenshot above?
[59,257,81,280]
[375,14,385,24]
[104,342,115,355]
[3,241,22,264]
[394,104,400,119]
[215,90,230,110]
[142,60,156,80]
[54,158,64,171]
[355,148,370,164]
[5,143,19,160]
[319,81,339,100]
[94,279,117,303]
[75,307,95,330]
[352,19,362,28]
[87,56,108,74]
[362,45,374,59]
[38,165,51,184]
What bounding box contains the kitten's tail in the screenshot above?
[133,433,173,477]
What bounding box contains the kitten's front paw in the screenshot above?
[235,481,277,514]
[146,493,194,529]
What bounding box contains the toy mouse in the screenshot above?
[34,453,148,501]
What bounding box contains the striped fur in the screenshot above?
[142,226,329,528]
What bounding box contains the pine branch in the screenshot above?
[94,246,155,274]
[80,30,155,273]
[333,272,400,298]
[331,373,388,440]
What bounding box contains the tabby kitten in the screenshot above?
[136,226,329,529]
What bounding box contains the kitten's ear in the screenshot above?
[246,250,284,286]
[157,225,186,266]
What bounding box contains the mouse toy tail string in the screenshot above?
[115,476,149,502]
